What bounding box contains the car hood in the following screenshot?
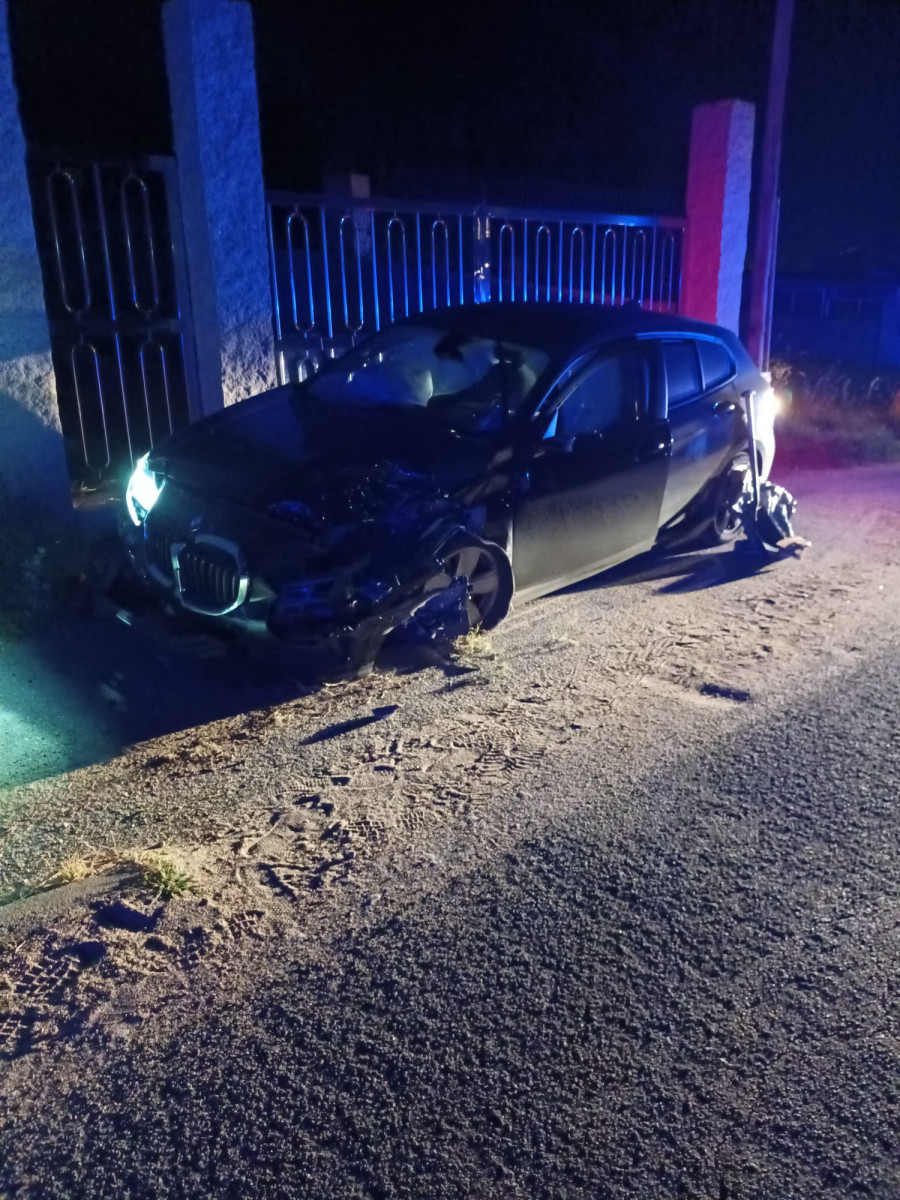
[150,387,505,517]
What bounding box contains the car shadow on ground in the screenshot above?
[0,540,773,791]
[562,541,781,598]
[0,590,479,791]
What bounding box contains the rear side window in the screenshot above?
[697,339,735,389]
[662,341,702,406]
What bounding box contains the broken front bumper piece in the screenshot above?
[263,521,489,669]
[734,480,811,559]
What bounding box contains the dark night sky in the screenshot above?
[8,0,899,276]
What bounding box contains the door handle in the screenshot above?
[712,400,737,415]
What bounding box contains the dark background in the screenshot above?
[7,0,899,276]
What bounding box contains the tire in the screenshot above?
[423,534,513,630]
[704,453,751,546]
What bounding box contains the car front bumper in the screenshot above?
[118,496,473,668]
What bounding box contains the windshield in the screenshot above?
[306,326,549,432]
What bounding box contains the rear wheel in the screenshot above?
[423,535,513,630]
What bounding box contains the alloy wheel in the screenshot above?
[424,542,505,629]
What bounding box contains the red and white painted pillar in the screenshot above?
[681,100,756,338]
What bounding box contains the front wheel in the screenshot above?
[704,453,751,545]
[423,535,513,630]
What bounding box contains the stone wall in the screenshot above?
[0,1,70,509]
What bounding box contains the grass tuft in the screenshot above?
[56,856,93,884]
[9,846,200,908]
[453,627,496,661]
[136,851,197,901]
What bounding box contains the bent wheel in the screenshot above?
[706,453,751,545]
[423,536,512,630]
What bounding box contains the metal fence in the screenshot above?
[266,192,686,384]
[26,165,686,488]
[27,154,200,487]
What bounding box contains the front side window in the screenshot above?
[555,351,647,438]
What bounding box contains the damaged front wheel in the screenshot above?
[704,453,751,546]
[424,535,513,631]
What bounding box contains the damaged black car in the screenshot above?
[120,303,778,666]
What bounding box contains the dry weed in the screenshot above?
[453,628,496,661]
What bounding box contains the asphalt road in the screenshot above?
[2,635,899,1198]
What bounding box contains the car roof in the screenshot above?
[403,301,741,361]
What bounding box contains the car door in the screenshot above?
[512,344,671,597]
[656,337,745,525]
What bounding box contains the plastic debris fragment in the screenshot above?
[735,478,811,559]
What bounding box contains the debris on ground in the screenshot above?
[736,480,812,560]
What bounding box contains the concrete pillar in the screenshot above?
[163,0,276,411]
[0,2,71,510]
[681,100,755,336]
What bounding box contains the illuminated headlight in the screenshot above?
[125,452,164,526]
[754,386,781,425]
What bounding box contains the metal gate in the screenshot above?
[266,190,686,384]
[27,154,201,490]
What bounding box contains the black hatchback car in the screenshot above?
[121,303,775,662]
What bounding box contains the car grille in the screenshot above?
[177,541,242,613]
[145,511,178,582]
[143,511,246,615]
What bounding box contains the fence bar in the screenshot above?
[93,163,134,465]
[339,213,364,332]
[631,229,647,305]
[431,218,451,308]
[266,204,285,384]
[557,221,564,302]
[534,225,552,301]
[48,168,91,316]
[569,226,585,303]
[415,212,424,314]
[523,218,528,302]
[265,205,283,343]
[121,172,160,316]
[71,340,109,470]
[498,222,515,302]
[266,188,686,235]
[264,188,686,375]
[590,225,597,304]
[387,215,409,321]
[457,214,464,306]
[319,206,334,339]
[139,338,174,443]
[602,229,617,305]
[371,210,381,332]
[620,226,628,306]
[287,210,315,333]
